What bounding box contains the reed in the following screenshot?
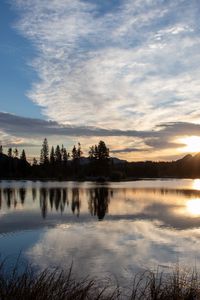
[0,260,199,299]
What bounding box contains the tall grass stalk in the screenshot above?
[0,260,200,299]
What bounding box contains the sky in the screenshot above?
[1,0,200,161]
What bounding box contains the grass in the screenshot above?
[0,260,200,299]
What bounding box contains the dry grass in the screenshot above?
[129,266,200,300]
[0,260,200,299]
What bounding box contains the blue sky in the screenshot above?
[1,0,200,161]
[0,0,42,118]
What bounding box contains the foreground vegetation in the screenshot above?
[1,261,200,299]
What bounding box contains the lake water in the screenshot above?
[1,179,200,283]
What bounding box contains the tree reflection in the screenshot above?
[49,188,55,210]
[3,188,13,208]
[48,188,68,213]
[71,188,81,217]
[40,188,48,218]
[88,187,111,220]
[0,186,111,219]
[19,188,26,205]
[32,188,37,201]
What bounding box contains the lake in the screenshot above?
[1,179,200,283]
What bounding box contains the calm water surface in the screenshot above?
[1,179,200,281]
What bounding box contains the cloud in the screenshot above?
[12,0,200,133]
[111,147,149,153]
[1,111,200,139]
[2,112,200,159]
[0,112,151,138]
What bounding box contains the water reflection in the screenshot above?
[2,180,200,228]
[193,179,200,190]
[186,198,200,216]
[72,188,80,217]
[0,185,112,221]
[89,188,111,220]
[1,180,200,283]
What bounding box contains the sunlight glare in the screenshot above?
[186,199,200,216]
[179,136,200,153]
[193,179,200,190]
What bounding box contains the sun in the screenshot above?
[179,136,200,153]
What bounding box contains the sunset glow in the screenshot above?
[179,136,200,153]
[193,179,200,191]
[186,199,200,216]
[2,1,200,296]
[1,0,200,160]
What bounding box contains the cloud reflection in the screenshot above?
[26,219,200,283]
[1,180,200,282]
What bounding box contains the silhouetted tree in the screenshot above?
[77,142,82,158]
[0,145,3,154]
[72,143,82,160]
[8,148,12,157]
[62,148,69,164]
[72,145,78,160]
[61,144,64,158]
[40,138,49,165]
[89,145,95,159]
[50,146,55,164]
[94,145,98,159]
[97,141,109,160]
[32,157,37,165]
[13,148,19,158]
[55,145,62,163]
[20,149,27,161]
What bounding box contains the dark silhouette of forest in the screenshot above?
[1,139,200,180]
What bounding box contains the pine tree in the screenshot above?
[62,148,68,164]
[77,142,82,158]
[61,144,64,159]
[8,148,12,157]
[97,141,109,160]
[0,145,3,154]
[50,146,55,164]
[89,145,95,159]
[40,138,49,165]
[32,157,37,165]
[88,142,109,160]
[13,148,19,158]
[55,145,62,163]
[72,145,78,160]
[94,145,98,159]
[20,149,27,161]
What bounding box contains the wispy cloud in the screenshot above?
[12,0,200,132]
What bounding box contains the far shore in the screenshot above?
[0,176,199,182]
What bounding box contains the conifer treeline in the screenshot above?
[3,139,200,180]
[0,139,109,165]
[0,139,112,179]
[38,138,109,166]
[0,146,27,161]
